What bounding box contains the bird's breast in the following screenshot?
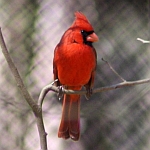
[55,44,96,86]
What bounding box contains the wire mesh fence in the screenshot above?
[0,0,150,150]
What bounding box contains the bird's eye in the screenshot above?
[81,30,84,33]
[81,30,85,35]
[81,30,88,37]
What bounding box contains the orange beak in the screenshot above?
[86,32,99,42]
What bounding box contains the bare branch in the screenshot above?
[0,28,37,112]
[39,78,150,101]
[0,28,47,150]
[102,58,126,82]
[38,80,58,106]
[93,78,150,93]
[137,38,150,43]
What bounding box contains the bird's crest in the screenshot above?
[70,11,93,31]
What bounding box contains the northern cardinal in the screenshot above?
[53,12,98,141]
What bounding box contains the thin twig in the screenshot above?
[93,78,150,93]
[102,58,126,82]
[137,38,150,43]
[38,80,58,106]
[0,28,47,150]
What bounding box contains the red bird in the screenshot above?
[53,12,98,141]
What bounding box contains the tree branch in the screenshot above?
[0,28,47,150]
[93,78,150,93]
[38,78,150,102]
[102,58,126,82]
[137,38,150,43]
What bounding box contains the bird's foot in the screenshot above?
[57,86,64,101]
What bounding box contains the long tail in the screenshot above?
[58,94,80,141]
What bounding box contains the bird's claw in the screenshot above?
[57,86,64,101]
[85,88,93,100]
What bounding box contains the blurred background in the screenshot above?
[0,0,150,150]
